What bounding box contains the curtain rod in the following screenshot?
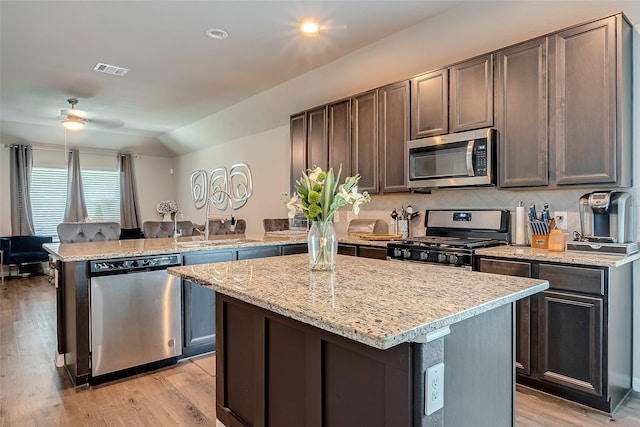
[2,144,141,158]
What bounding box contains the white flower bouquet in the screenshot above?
[156,200,178,216]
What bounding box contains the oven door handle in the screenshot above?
[466,140,475,176]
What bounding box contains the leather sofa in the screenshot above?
[0,235,53,281]
[57,222,121,243]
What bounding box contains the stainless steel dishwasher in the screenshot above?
[89,254,183,378]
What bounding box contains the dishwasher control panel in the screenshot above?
[90,254,182,274]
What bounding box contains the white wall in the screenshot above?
[173,126,290,235]
[0,145,176,233]
[168,3,640,390]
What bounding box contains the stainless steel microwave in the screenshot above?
[406,127,496,189]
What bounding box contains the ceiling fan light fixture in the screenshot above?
[205,28,229,40]
[61,116,85,131]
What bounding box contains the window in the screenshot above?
[31,167,120,238]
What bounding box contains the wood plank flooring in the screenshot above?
[1,274,638,426]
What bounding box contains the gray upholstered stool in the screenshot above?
[57,222,122,243]
[142,221,194,238]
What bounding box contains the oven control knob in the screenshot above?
[394,248,403,258]
[449,254,459,264]
[403,249,412,259]
[437,253,448,263]
[419,251,430,261]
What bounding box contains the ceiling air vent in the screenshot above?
[93,62,129,76]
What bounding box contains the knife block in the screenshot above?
[530,219,555,249]
[530,234,549,249]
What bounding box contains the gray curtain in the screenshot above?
[9,145,36,235]
[63,149,88,222]
[119,154,141,229]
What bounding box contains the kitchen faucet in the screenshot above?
[173,211,183,241]
[204,189,236,241]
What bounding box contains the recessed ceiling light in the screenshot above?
[300,20,319,35]
[205,28,229,40]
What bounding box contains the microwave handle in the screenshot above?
[466,140,475,176]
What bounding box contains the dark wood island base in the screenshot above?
[215,293,516,427]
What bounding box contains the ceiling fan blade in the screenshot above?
[60,108,87,119]
[86,116,125,129]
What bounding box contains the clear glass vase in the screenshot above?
[308,221,338,271]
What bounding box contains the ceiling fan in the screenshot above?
[60,98,124,131]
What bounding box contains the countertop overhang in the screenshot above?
[475,245,640,267]
[168,254,548,350]
[43,234,308,262]
[42,232,393,262]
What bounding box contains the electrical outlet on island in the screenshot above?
[425,362,444,415]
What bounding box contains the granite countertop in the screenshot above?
[44,234,309,262]
[168,254,548,350]
[476,245,640,267]
[43,232,395,262]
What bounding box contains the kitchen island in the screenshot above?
[169,254,549,426]
[44,234,309,386]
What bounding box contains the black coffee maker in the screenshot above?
[578,191,632,243]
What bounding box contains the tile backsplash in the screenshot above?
[336,186,639,244]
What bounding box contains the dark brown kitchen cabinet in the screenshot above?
[494,14,631,189]
[378,80,410,193]
[237,245,281,260]
[182,250,235,358]
[496,37,549,188]
[351,90,379,193]
[307,106,328,171]
[450,54,494,132]
[537,290,603,397]
[475,255,632,413]
[550,15,632,187]
[410,69,448,139]
[477,258,532,375]
[328,99,351,177]
[290,113,306,194]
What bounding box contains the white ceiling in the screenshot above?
[0,0,461,157]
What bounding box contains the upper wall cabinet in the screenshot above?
[411,54,494,139]
[379,80,410,193]
[328,99,352,179]
[410,69,448,139]
[351,90,379,194]
[290,101,350,193]
[496,37,550,188]
[449,54,494,133]
[551,15,632,187]
[496,13,632,189]
[306,106,328,172]
[290,113,306,194]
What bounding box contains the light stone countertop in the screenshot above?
[168,254,548,350]
[475,245,640,267]
[44,234,309,262]
[43,233,393,262]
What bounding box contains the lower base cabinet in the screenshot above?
[338,243,387,260]
[182,250,235,357]
[476,257,632,413]
[182,244,308,358]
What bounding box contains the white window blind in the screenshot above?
[31,167,120,238]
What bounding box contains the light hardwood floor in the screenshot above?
[1,274,638,426]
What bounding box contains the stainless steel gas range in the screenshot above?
[387,209,510,270]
